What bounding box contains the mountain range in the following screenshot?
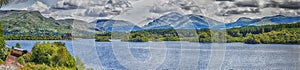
[95,12,300,32]
[0,10,299,33]
[226,15,300,28]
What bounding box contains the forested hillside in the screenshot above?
[96,22,300,44]
[0,10,95,40]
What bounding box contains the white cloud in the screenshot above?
[1,0,299,25]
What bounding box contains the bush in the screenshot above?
[129,33,149,42]
[11,46,15,50]
[29,42,76,68]
[16,43,21,48]
[31,64,50,70]
[0,59,3,64]
[95,36,110,42]
[0,46,8,61]
[22,53,32,62]
[18,57,25,65]
[163,37,180,41]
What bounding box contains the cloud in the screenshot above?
[235,0,259,7]
[3,0,299,24]
[51,1,79,10]
[27,1,50,13]
[149,0,202,14]
[278,1,300,9]
[217,7,260,16]
[216,0,235,1]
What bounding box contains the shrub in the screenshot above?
[11,46,14,50]
[163,37,180,41]
[16,43,21,48]
[0,59,3,64]
[18,57,25,65]
[0,46,8,61]
[29,42,76,68]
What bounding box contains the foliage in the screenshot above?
[18,57,26,65]
[227,22,300,37]
[11,46,14,50]
[28,65,73,70]
[0,22,8,61]
[0,44,8,60]
[0,11,72,36]
[245,31,300,44]
[0,59,3,64]
[198,32,211,42]
[16,42,21,48]
[96,22,300,44]
[5,35,71,40]
[95,36,110,42]
[51,46,75,67]
[20,42,76,69]
[163,37,180,41]
[128,33,149,42]
[227,22,300,44]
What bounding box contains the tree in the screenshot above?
[0,22,8,61]
[17,57,25,65]
[16,42,21,48]
[11,46,14,50]
[30,42,76,68]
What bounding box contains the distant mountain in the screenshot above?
[0,10,94,36]
[56,19,96,37]
[2,10,299,34]
[143,12,222,29]
[226,15,300,28]
[90,19,142,32]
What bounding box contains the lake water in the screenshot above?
[5,39,300,70]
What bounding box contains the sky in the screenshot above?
[0,0,299,26]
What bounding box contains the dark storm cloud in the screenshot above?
[217,7,260,16]
[279,1,300,9]
[263,1,300,9]
[51,2,79,10]
[235,0,259,7]
[215,0,234,1]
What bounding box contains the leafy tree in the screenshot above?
[163,36,180,41]
[0,22,8,61]
[11,46,14,50]
[16,42,21,48]
[18,57,25,65]
[129,33,149,42]
[95,36,110,42]
[52,46,75,68]
[28,42,76,69]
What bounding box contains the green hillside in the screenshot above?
[0,10,95,40]
[96,22,300,44]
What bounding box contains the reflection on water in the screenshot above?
[6,40,300,70]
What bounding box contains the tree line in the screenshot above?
[95,22,300,44]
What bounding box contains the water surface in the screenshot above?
[6,40,300,70]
